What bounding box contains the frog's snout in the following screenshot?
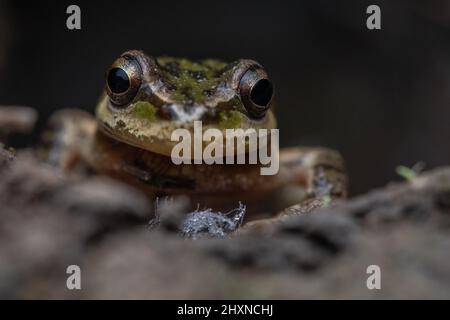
[159,103,208,123]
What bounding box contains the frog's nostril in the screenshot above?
[107,68,130,94]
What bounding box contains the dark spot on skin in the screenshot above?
[180,87,194,103]
[203,88,216,97]
[140,83,154,96]
[187,70,207,81]
[166,82,178,92]
[160,105,180,120]
[116,120,126,128]
[157,107,174,121]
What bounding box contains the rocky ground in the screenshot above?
[1,109,450,299]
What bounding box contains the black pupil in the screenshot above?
[108,68,130,94]
[250,79,273,106]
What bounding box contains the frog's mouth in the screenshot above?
[98,119,181,157]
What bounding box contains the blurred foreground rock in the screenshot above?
[0,106,37,142]
[1,144,450,299]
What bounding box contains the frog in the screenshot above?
[41,50,347,218]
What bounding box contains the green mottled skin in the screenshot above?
[156,57,228,104]
[132,101,157,122]
[217,110,242,129]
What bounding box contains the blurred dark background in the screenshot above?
[0,0,449,195]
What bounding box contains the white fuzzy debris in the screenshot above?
[181,202,246,239]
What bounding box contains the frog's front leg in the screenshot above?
[271,146,347,213]
[38,109,97,173]
[239,147,347,233]
[280,146,347,198]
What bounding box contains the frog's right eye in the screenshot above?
[239,66,274,119]
[106,56,142,106]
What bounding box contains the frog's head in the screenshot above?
[96,50,277,156]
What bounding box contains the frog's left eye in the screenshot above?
[239,67,274,118]
[106,55,142,106]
